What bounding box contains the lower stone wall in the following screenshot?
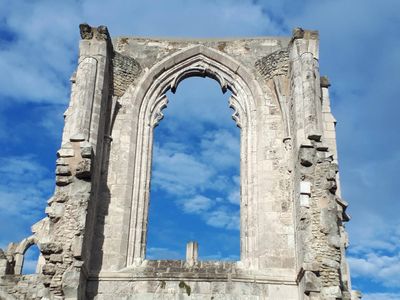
[87,279,298,300]
[0,274,48,300]
[85,260,299,299]
[296,139,352,299]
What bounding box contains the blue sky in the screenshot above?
[0,0,399,298]
[147,79,240,261]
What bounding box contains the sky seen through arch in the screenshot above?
[146,77,240,261]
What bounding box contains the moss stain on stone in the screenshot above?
[217,42,226,52]
[179,280,191,296]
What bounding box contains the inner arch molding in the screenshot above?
[122,45,267,268]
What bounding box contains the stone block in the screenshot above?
[56,175,72,186]
[40,243,62,255]
[49,254,63,263]
[321,258,340,269]
[300,194,310,208]
[80,141,92,158]
[45,203,65,221]
[72,235,83,258]
[304,271,321,293]
[75,159,91,179]
[57,147,75,158]
[70,133,85,142]
[322,286,342,298]
[42,264,56,275]
[299,146,315,167]
[0,258,7,275]
[300,181,311,195]
[55,165,71,176]
[56,158,69,166]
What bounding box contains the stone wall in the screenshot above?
[0,24,359,300]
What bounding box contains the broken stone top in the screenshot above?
[79,23,110,40]
[292,27,319,40]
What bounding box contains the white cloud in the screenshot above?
[162,79,236,135]
[0,156,47,178]
[201,252,239,261]
[0,0,273,104]
[146,247,182,260]
[0,0,79,103]
[348,252,400,288]
[178,195,213,214]
[81,0,274,37]
[346,212,400,289]
[207,175,232,192]
[151,78,242,232]
[0,156,52,248]
[227,189,240,205]
[200,129,240,171]
[152,145,214,196]
[151,132,241,231]
[363,293,400,300]
[227,176,240,205]
[205,207,239,230]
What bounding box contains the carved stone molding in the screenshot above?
[150,94,168,127]
[120,45,264,268]
[229,94,244,129]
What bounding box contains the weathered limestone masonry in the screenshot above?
[0,24,361,300]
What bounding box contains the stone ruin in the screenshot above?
[0,24,362,299]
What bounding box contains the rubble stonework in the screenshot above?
[0,24,360,299]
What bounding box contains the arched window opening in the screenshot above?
[146,77,240,261]
[21,244,43,275]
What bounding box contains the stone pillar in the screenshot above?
[290,28,323,149]
[35,254,46,274]
[320,76,342,197]
[30,24,115,300]
[321,77,338,160]
[63,56,98,143]
[0,250,8,276]
[62,23,111,147]
[13,253,23,275]
[186,241,198,266]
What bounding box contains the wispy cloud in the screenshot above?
[151,80,241,232]
[205,207,239,230]
[363,293,400,300]
[146,247,182,260]
[0,156,52,249]
[178,195,214,214]
[348,252,400,288]
[200,129,240,170]
[152,145,214,196]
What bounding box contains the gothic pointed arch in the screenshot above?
[117,45,275,268]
